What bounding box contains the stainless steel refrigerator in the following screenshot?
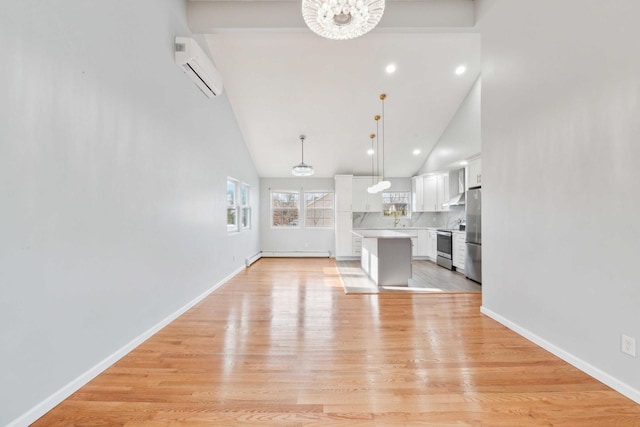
[465,187,482,283]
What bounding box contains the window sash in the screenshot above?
[241,207,251,229]
[227,179,239,231]
[227,207,238,230]
[305,192,334,227]
[241,184,250,206]
[272,191,300,227]
[382,191,410,217]
[227,180,237,207]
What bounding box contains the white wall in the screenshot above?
[478,0,640,401]
[260,178,335,255]
[0,0,260,424]
[419,76,482,174]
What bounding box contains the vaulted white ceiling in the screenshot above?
[188,0,480,178]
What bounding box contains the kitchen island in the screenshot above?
[352,230,413,286]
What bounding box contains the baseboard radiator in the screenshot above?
[245,252,262,267]
[261,251,331,258]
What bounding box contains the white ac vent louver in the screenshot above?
[174,36,223,98]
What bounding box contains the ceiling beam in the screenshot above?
[187,0,476,33]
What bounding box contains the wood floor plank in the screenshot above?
[33,258,640,426]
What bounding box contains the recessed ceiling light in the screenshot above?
[413,149,421,155]
[385,63,397,74]
[460,160,468,166]
[455,65,467,75]
[367,149,375,155]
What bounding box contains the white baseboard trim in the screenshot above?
[480,305,640,405]
[335,256,360,261]
[245,252,262,267]
[261,250,331,258]
[8,265,246,427]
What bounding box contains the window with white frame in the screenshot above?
[304,191,334,228]
[382,191,410,217]
[227,178,239,231]
[241,183,251,230]
[271,191,300,227]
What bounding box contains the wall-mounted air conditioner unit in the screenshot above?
[174,36,223,98]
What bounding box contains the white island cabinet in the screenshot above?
[352,230,412,286]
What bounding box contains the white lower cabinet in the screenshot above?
[347,228,441,261]
[427,230,437,260]
[411,237,418,257]
[417,230,428,256]
[452,232,466,270]
[352,235,362,257]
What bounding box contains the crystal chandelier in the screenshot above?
[292,135,315,176]
[302,0,386,40]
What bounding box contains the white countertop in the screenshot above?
[352,230,415,239]
[353,227,436,230]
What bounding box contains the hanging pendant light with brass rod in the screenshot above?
[367,133,377,194]
[368,115,382,193]
[378,93,391,190]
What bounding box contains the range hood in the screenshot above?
[448,192,465,206]
[448,168,466,206]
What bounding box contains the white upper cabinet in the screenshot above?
[422,175,438,212]
[436,173,450,212]
[335,175,353,212]
[467,158,481,189]
[411,173,449,212]
[352,177,382,212]
[411,176,424,212]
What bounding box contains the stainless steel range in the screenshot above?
[436,230,454,270]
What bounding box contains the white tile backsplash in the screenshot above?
[353,205,466,229]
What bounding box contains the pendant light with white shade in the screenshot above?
[291,134,314,177]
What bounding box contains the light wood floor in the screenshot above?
[35,258,640,426]
[337,259,481,294]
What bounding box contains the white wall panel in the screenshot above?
[478,0,640,401]
[419,76,482,174]
[0,0,259,424]
[260,178,335,255]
